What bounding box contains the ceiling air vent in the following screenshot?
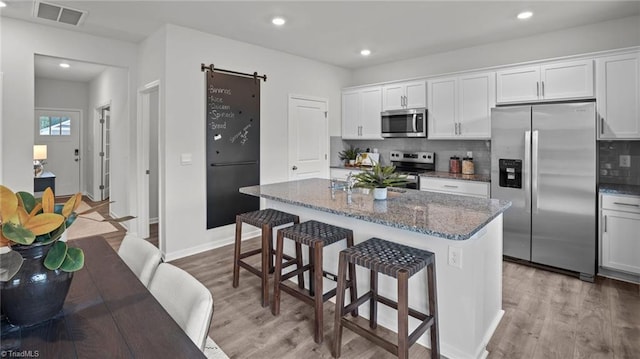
[33,1,86,26]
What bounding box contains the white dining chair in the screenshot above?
[118,234,163,287]
[148,263,214,351]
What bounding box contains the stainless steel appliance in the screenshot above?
[491,102,597,281]
[389,150,435,189]
[381,108,427,138]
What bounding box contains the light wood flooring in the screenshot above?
[89,201,639,358]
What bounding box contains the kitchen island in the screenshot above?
[240,178,511,359]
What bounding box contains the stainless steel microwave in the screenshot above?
[381,108,427,138]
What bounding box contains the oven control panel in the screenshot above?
[390,151,434,164]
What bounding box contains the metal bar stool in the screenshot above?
[271,220,358,344]
[233,209,300,307]
[333,237,439,359]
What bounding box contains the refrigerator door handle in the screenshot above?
[524,130,531,213]
[532,130,539,213]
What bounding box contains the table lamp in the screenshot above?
[33,145,47,177]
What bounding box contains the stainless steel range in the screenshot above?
[389,150,435,189]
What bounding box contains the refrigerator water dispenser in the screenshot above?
[499,159,522,188]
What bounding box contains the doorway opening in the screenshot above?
[137,80,161,249]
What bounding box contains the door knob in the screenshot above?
[292,166,298,170]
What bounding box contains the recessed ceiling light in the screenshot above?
[59,63,70,68]
[0,1,7,8]
[272,17,286,26]
[360,49,371,56]
[517,11,533,20]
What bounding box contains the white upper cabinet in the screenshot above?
[341,86,383,140]
[427,77,457,139]
[458,72,495,139]
[597,52,640,139]
[428,72,495,140]
[496,66,540,103]
[496,59,594,103]
[382,80,427,111]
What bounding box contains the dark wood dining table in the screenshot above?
[1,236,206,358]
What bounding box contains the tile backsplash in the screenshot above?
[332,138,640,183]
[599,141,640,185]
[332,137,492,175]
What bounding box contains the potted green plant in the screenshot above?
[338,146,361,166]
[353,163,408,200]
[0,185,127,326]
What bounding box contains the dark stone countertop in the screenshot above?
[599,183,640,196]
[420,171,491,183]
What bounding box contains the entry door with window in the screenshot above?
[35,109,81,196]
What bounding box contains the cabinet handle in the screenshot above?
[536,82,540,97]
[443,185,459,188]
[541,81,545,97]
[458,122,462,135]
[604,215,607,233]
[613,202,640,207]
[454,123,458,135]
[600,117,604,134]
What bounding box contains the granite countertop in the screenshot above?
[332,167,491,182]
[599,183,640,196]
[240,178,511,241]
[420,171,491,183]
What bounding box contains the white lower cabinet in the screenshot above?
[420,177,490,198]
[600,194,640,276]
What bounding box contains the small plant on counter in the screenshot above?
[353,163,408,189]
[338,146,361,165]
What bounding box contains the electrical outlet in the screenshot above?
[620,155,631,168]
[448,246,462,269]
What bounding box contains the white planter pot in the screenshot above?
[373,187,387,200]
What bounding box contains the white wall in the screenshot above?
[88,67,129,212]
[154,24,351,259]
[0,18,137,221]
[351,15,640,85]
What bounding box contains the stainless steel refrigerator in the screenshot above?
[491,102,597,281]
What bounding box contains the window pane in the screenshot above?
[60,117,71,136]
[51,117,61,135]
[39,116,50,135]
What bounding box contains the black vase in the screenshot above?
[0,241,73,327]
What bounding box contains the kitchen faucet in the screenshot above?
[346,171,354,204]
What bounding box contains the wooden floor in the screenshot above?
[89,202,640,359]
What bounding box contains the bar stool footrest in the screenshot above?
[341,319,399,356]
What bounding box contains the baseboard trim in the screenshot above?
[163,228,261,262]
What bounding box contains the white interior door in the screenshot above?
[99,106,111,200]
[35,109,81,196]
[288,95,329,180]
